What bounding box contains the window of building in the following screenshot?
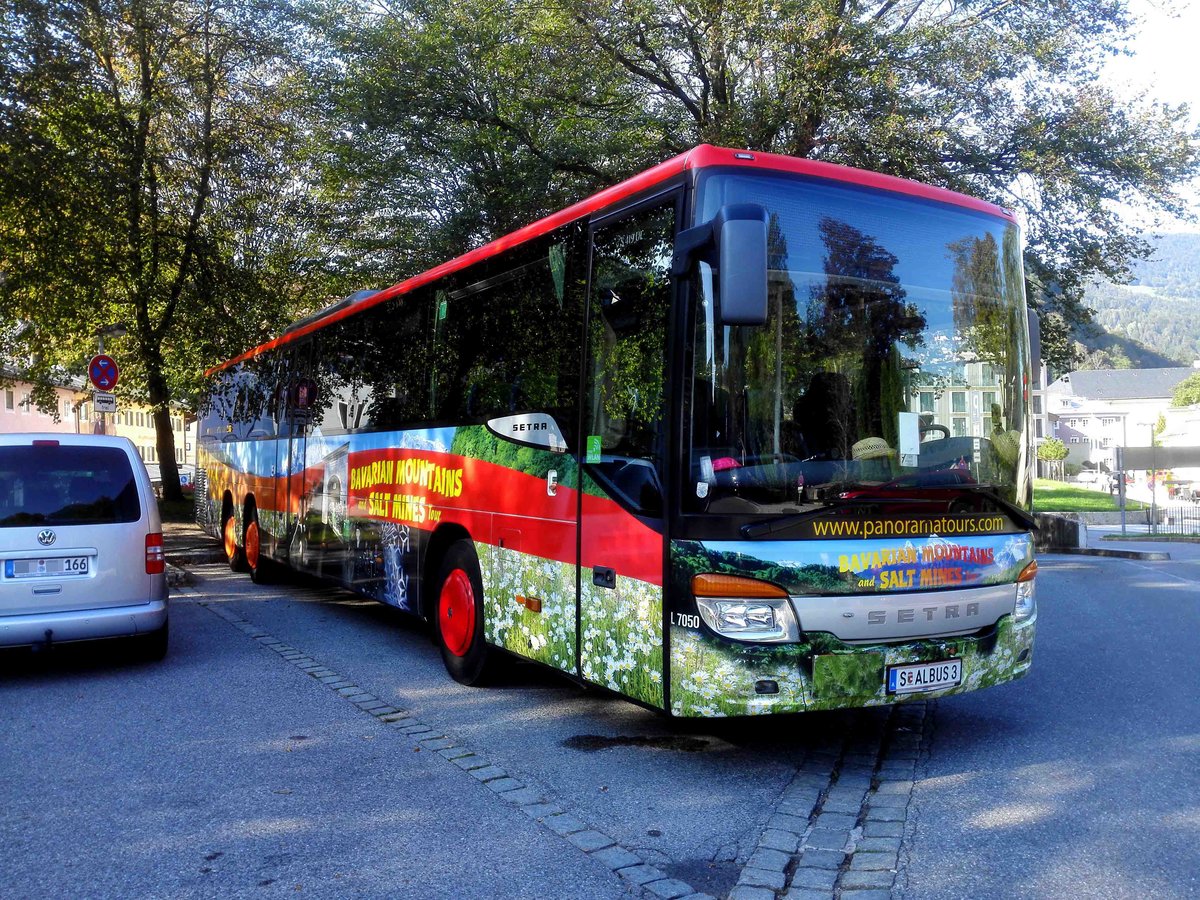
[4,390,13,411]
[1102,417,1116,425]
[919,392,934,413]
[952,417,968,437]
[952,392,966,413]
[1070,437,1079,444]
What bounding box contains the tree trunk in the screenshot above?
[144,342,182,503]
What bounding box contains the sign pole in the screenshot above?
[1117,446,1126,535]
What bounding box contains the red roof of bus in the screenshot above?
[207,144,1014,375]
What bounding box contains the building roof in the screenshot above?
[1047,367,1196,401]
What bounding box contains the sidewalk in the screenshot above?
[162,520,224,586]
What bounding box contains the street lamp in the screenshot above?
[95,323,127,354]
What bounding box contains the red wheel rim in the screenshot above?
[223,517,238,561]
[245,520,260,569]
[439,569,475,657]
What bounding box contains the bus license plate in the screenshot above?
[887,659,962,694]
[5,556,90,579]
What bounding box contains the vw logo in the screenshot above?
[37,529,56,546]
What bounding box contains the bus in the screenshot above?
[197,145,1037,717]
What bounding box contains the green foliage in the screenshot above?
[1036,438,1068,462]
[1078,233,1200,369]
[1172,372,1200,407]
[0,0,330,497]
[312,0,1197,376]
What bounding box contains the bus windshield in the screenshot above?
[688,171,1031,524]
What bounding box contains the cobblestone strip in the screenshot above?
[198,601,714,900]
[727,703,927,900]
[831,703,926,898]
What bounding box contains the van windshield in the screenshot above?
[0,446,140,527]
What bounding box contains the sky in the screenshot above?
[1103,0,1200,230]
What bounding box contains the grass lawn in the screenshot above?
[1033,478,1147,513]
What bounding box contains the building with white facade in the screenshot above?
[1042,367,1196,472]
[1,373,195,468]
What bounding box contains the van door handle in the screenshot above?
[592,567,616,590]
[547,469,558,497]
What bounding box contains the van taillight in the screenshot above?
[146,533,165,574]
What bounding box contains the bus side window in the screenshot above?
[431,231,584,431]
[585,200,676,515]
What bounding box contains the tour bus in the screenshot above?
[197,145,1037,717]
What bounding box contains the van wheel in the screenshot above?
[434,540,493,686]
[223,514,247,572]
[245,514,277,584]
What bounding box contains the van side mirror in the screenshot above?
[714,204,769,326]
[671,203,770,326]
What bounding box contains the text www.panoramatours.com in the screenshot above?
[812,516,1008,538]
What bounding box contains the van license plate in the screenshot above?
[887,659,962,694]
[5,556,90,578]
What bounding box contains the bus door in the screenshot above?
[281,343,315,568]
[578,194,679,709]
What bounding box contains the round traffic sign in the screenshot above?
[89,354,120,391]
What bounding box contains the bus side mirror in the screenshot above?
[1027,307,1041,370]
[715,203,769,326]
[671,203,769,326]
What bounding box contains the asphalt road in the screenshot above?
[2,547,1198,899]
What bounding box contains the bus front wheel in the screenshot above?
[434,540,493,686]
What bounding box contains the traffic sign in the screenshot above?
[93,391,117,414]
[88,355,120,391]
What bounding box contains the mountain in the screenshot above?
[1076,232,1200,369]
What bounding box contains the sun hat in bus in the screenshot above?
[851,437,895,461]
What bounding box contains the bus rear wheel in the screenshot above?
[245,512,277,584]
[223,512,247,572]
[434,540,493,686]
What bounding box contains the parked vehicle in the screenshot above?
[0,434,169,658]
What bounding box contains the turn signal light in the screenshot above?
[1017,560,1038,582]
[146,533,165,575]
[692,573,788,599]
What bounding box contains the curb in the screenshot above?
[1046,547,1170,561]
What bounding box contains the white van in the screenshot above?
[0,434,169,658]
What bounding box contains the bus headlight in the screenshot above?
[1014,560,1037,623]
[692,574,799,642]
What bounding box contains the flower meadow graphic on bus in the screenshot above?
[580,575,664,709]
[668,616,1034,717]
[478,546,577,672]
[666,532,1035,716]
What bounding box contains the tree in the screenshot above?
[1037,437,1068,480]
[1171,372,1200,408]
[0,0,326,499]
[315,0,1196,374]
